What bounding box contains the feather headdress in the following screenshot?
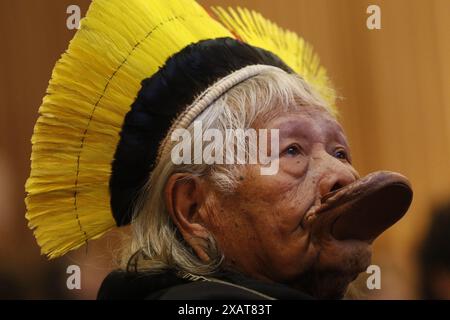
[25,0,335,258]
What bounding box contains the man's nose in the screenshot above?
[317,158,358,198]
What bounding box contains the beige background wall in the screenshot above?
[0,0,448,298]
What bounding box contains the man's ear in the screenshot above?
[165,173,211,262]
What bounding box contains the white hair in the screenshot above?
[122,67,333,275]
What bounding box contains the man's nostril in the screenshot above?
[320,181,345,203]
[330,182,343,193]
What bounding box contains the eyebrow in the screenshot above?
[333,129,350,148]
[277,117,351,149]
[277,119,314,137]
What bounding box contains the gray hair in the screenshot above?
[122,67,333,275]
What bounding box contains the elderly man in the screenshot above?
[25,0,412,300]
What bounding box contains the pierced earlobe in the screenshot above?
[164,174,211,262]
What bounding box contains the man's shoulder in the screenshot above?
[148,279,275,300]
[98,269,313,300]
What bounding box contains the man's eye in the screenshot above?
[334,149,348,160]
[284,145,301,157]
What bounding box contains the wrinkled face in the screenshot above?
[202,105,371,299]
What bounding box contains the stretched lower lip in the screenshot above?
[304,171,413,242]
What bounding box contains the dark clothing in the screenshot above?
[97,269,313,300]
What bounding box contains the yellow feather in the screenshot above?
[25,0,233,259]
[212,6,336,114]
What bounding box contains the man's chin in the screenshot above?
[291,239,372,299]
[293,268,361,299]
